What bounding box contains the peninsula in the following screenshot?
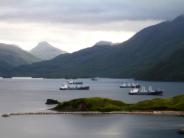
[52,95,184,112]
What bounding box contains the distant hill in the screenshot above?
[12,15,184,81]
[94,41,112,46]
[30,41,66,60]
[0,43,39,76]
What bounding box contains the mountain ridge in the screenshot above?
[10,15,184,81]
[0,43,40,76]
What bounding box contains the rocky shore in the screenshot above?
[178,128,184,134]
[2,111,184,118]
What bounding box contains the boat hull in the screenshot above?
[59,86,90,90]
[120,85,140,88]
[129,91,163,96]
[68,82,83,85]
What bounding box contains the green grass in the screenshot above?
[53,97,128,112]
[52,94,184,112]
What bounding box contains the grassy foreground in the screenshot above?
[52,95,184,112]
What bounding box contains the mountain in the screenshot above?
[12,15,184,80]
[134,15,184,81]
[0,43,39,76]
[30,41,66,60]
[139,46,184,81]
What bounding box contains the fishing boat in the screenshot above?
[129,86,163,96]
[120,82,140,88]
[59,84,90,90]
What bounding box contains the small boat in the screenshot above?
[120,82,140,88]
[59,84,90,90]
[67,80,83,85]
[91,78,98,81]
[129,86,163,96]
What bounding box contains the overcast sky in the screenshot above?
[0,0,183,52]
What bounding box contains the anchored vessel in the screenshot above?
[129,86,163,96]
[120,82,140,88]
[60,84,90,90]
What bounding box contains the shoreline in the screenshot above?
[2,111,184,117]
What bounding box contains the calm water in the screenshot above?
[0,78,184,138]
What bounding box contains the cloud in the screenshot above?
[0,0,183,24]
[0,0,183,52]
[0,21,135,52]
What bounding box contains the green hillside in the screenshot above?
[52,95,184,112]
[0,43,40,76]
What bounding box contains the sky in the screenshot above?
[0,0,183,52]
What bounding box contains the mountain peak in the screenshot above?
[37,41,53,48]
[94,41,112,46]
[30,41,66,60]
